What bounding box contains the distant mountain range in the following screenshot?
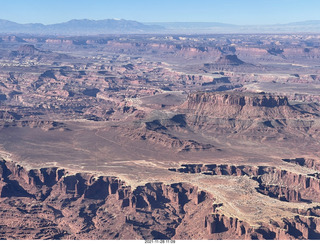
[0,19,320,35]
[0,19,164,35]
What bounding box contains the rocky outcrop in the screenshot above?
[103,41,222,62]
[0,160,214,240]
[179,91,298,127]
[170,163,320,203]
[169,163,320,239]
[215,54,245,66]
[0,120,69,131]
[9,44,44,58]
[283,158,320,171]
[202,54,247,71]
[203,213,287,240]
[1,159,320,240]
[203,202,320,240]
[204,214,253,239]
[123,127,215,152]
[178,92,318,140]
[181,92,291,114]
[120,117,216,152]
[18,45,40,56]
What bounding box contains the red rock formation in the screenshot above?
[204,214,256,239]
[1,159,320,240]
[181,92,292,117]
[121,119,215,152]
[0,160,216,239]
[177,91,319,141]
[214,54,245,66]
[283,158,320,171]
[173,163,320,203]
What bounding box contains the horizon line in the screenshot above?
[1,18,320,26]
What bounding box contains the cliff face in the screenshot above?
[178,92,318,140]
[171,163,320,203]
[236,46,320,63]
[0,160,215,240]
[117,91,319,152]
[170,163,320,240]
[104,42,223,61]
[283,158,320,171]
[215,54,245,66]
[181,92,291,115]
[1,159,320,240]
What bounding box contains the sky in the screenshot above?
[1,0,320,25]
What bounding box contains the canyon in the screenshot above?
[0,33,320,240]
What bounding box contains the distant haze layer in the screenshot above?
[1,18,320,35]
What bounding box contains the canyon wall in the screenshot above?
[1,159,320,240]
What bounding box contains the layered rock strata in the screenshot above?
[170,164,320,203]
[1,160,320,239]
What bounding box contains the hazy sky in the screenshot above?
[1,0,320,25]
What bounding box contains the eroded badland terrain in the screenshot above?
[1,34,320,240]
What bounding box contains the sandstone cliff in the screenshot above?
[178,92,318,141]
[1,159,320,240]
